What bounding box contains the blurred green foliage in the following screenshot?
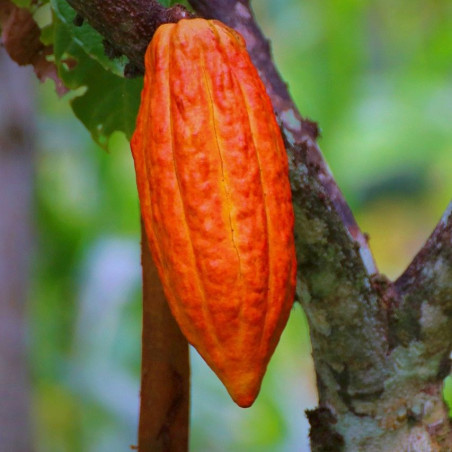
[29,0,452,451]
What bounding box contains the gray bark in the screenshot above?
[0,48,35,452]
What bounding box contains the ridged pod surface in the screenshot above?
[131,18,296,407]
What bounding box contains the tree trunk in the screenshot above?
[0,47,35,452]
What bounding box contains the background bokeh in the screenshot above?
[28,0,452,450]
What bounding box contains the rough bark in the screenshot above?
[139,223,190,452]
[51,1,452,449]
[0,47,34,452]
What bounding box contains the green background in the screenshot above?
[27,0,452,450]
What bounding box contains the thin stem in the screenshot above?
[139,221,190,452]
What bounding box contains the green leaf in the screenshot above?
[71,74,142,148]
[157,0,192,8]
[50,0,127,76]
[10,0,33,8]
[40,23,55,46]
[53,18,142,147]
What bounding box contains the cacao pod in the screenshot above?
[131,18,296,408]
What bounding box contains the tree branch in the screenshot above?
[64,0,193,73]
[188,0,387,410]
[393,201,452,358]
[139,223,189,452]
[188,0,377,276]
[186,4,452,449]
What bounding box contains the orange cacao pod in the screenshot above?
[131,18,296,407]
